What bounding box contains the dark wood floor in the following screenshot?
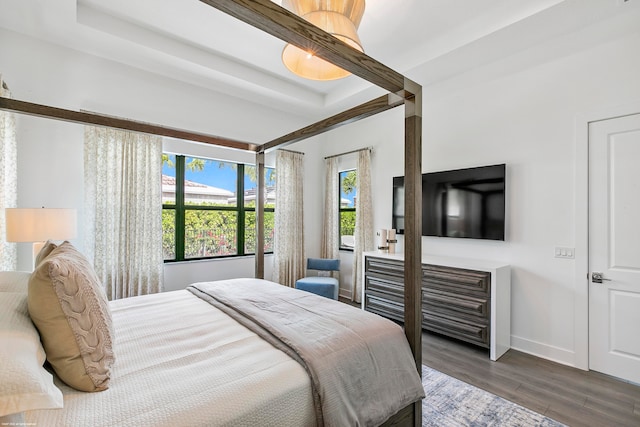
[422,331,640,427]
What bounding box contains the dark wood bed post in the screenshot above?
[255,150,265,279]
[404,79,423,426]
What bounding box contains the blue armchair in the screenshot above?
[295,258,340,300]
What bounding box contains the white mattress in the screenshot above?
[26,290,316,427]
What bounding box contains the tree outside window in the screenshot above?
[339,169,356,250]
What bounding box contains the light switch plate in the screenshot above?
[555,247,575,259]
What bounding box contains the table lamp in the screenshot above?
[5,208,77,267]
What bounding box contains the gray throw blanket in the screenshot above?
[187,278,425,427]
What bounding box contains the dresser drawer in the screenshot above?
[423,265,490,297]
[421,312,489,348]
[365,275,404,300]
[365,293,404,323]
[365,256,404,279]
[422,288,489,321]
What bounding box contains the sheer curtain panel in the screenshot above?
[321,157,339,260]
[0,77,17,270]
[351,150,374,303]
[273,150,305,288]
[84,126,163,299]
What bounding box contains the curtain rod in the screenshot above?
[324,146,372,160]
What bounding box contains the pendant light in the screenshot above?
[281,0,366,81]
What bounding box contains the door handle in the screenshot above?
[591,272,611,284]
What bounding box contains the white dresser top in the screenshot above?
[363,250,510,272]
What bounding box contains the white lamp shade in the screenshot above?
[5,208,77,242]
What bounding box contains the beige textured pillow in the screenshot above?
[28,241,114,392]
[34,240,57,267]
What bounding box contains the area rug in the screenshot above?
[421,365,566,426]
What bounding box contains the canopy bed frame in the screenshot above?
[0,0,423,424]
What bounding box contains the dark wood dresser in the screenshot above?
[362,252,511,361]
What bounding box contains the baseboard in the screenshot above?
[339,288,352,300]
[510,335,580,369]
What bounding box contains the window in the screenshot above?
[339,169,356,250]
[162,154,275,261]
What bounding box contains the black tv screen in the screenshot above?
[393,164,505,240]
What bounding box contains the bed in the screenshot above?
[0,0,424,424]
[1,244,424,426]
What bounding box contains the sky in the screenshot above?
[162,157,274,192]
[162,156,354,205]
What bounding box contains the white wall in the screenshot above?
[0,28,308,282]
[317,29,640,366]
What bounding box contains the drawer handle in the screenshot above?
[425,294,484,311]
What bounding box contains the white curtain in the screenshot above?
[273,150,305,288]
[0,77,17,271]
[352,149,374,303]
[321,157,339,260]
[84,126,163,300]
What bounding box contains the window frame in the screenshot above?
[163,154,274,262]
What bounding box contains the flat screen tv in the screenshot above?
[392,164,506,240]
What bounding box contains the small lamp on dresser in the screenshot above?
[5,207,77,268]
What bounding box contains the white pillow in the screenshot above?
[0,271,30,293]
[0,291,63,417]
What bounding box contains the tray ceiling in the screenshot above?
[0,0,638,119]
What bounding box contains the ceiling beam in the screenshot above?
[0,97,257,152]
[260,93,403,152]
[200,0,406,95]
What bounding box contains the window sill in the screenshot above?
[164,253,274,264]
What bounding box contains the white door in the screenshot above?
[589,113,640,384]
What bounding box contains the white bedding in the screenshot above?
[25,290,316,427]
